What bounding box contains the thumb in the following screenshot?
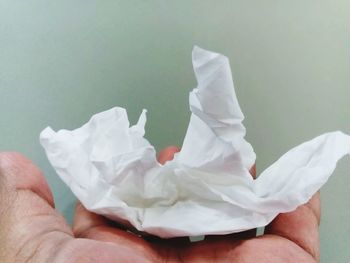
[0,152,73,262]
[0,152,54,207]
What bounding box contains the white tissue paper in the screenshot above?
[40,46,350,238]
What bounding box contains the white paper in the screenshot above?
[40,46,350,238]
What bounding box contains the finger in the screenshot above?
[157,146,180,165]
[0,152,73,262]
[264,191,321,261]
[249,164,256,179]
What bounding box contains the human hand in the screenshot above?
[0,148,320,262]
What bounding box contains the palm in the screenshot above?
[66,200,319,263]
[0,149,320,262]
[65,218,319,263]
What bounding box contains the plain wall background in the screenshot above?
[1,1,349,261]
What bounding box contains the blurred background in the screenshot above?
[1,1,349,261]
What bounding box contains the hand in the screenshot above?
[0,148,320,262]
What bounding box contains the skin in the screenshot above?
[0,147,320,262]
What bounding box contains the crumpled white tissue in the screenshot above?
[40,46,350,238]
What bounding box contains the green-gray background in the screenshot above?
[1,1,349,261]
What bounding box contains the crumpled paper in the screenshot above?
[40,46,350,238]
